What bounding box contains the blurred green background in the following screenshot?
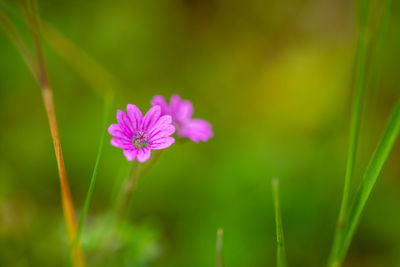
[1,0,400,266]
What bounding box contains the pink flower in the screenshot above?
[151,94,213,142]
[108,105,175,162]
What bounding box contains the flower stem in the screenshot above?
[272,177,288,267]
[116,160,140,216]
[115,150,164,215]
[139,150,163,179]
[216,228,224,267]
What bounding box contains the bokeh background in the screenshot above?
[1,0,400,266]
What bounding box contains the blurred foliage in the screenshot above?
[0,0,400,266]
[81,214,161,267]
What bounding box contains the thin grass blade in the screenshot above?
[328,0,372,264]
[0,5,37,77]
[70,95,114,255]
[366,0,392,96]
[216,228,224,267]
[362,0,393,160]
[272,177,288,267]
[335,98,400,264]
[328,0,394,265]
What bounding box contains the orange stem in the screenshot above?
[22,0,85,266]
[42,88,85,267]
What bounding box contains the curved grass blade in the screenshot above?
[272,177,288,267]
[41,21,123,98]
[335,98,400,264]
[0,4,37,78]
[0,0,120,99]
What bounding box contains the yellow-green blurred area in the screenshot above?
[1,0,400,266]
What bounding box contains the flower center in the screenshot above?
[133,131,149,149]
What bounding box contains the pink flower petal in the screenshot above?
[151,95,169,115]
[111,138,134,149]
[170,94,182,112]
[126,104,143,131]
[108,124,129,139]
[149,124,176,141]
[123,149,137,161]
[148,115,172,131]
[176,99,193,121]
[179,118,213,142]
[150,137,175,149]
[148,115,174,137]
[170,94,193,123]
[136,148,151,162]
[117,110,133,137]
[110,101,178,162]
[142,105,161,131]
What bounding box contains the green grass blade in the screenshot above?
[335,98,400,263]
[69,96,113,262]
[216,228,224,267]
[337,0,371,230]
[363,0,393,156]
[272,177,288,267]
[329,0,393,265]
[328,0,372,264]
[367,0,392,96]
